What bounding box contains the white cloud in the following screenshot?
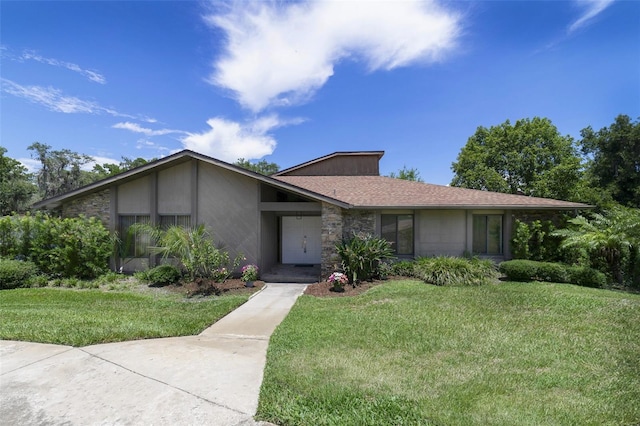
[2,78,101,114]
[112,121,186,137]
[20,50,107,84]
[205,0,461,112]
[568,0,614,33]
[16,158,41,173]
[1,78,154,121]
[181,115,296,162]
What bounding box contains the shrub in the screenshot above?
[61,277,81,288]
[512,219,561,262]
[536,262,568,283]
[136,264,181,286]
[136,224,243,282]
[566,266,607,288]
[500,260,608,288]
[414,256,498,286]
[336,233,395,284]
[0,213,112,279]
[499,260,540,282]
[26,274,49,288]
[0,259,39,289]
[391,260,415,277]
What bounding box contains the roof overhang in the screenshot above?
[32,150,352,211]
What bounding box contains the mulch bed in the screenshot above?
[157,278,265,298]
[303,279,386,297]
[155,277,402,299]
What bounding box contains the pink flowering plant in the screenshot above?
[328,272,348,289]
[241,264,259,282]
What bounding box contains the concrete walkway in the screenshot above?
[0,283,308,426]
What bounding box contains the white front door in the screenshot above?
[281,216,321,264]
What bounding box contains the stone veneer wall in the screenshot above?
[320,206,378,279]
[62,189,111,228]
[342,209,376,239]
[321,202,343,279]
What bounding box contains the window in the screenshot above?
[159,215,191,229]
[473,215,503,255]
[382,214,414,255]
[119,215,151,257]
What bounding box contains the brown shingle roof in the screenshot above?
[273,175,590,209]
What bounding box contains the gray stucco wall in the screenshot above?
[118,176,151,214]
[158,161,191,214]
[197,162,260,268]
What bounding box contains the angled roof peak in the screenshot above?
[273,151,385,177]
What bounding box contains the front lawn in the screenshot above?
[0,288,249,346]
[257,280,640,425]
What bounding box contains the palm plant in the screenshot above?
[132,223,241,281]
[553,207,640,284]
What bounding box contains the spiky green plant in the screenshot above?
[553,207,640,285]
[336,232,395,284]
[133,223,242,282]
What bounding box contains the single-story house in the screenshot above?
[33,150,589,279]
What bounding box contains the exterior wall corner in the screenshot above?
[321,203,343,279]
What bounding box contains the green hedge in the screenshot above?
[414,256,498,286]
[499,260,607,288]
[0,259,39,289]
[390,260,416,277]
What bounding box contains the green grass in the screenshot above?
[257,280,640,425]
[0,288,248,346]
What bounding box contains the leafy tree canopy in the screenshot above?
[451,117,584,201]
[91,157,154,181]
[234,158,280,175]
[0,146,37,215]
[389,166,423,182]
[579,114,640,208]
[28,142,94,199]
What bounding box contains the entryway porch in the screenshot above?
[261,264,321,284]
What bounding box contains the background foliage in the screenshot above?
[0,213,112,279]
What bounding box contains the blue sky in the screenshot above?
[1,0,638,185]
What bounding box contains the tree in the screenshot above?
[579,115,640,208]
[234,158,280,175]
[0,147,37,215]
[388,166,423,182]
[28,142,93,199]
[90,157,153,181]
[451,117,584,201]
[553,207,640,286]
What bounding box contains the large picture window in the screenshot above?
[473,215,503,255]
[382,214,414,255]
[119,215,151,258]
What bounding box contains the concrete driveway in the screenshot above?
[0,283,308,426]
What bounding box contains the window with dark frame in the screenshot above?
[381,214,414,255]
[119,215,151,258]
[159,215,191,229]
[472,215,503,255]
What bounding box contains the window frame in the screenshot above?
[118,215,151,258]
[381,214,414,256]
[472,214,503,255]
[159,214,191,230]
